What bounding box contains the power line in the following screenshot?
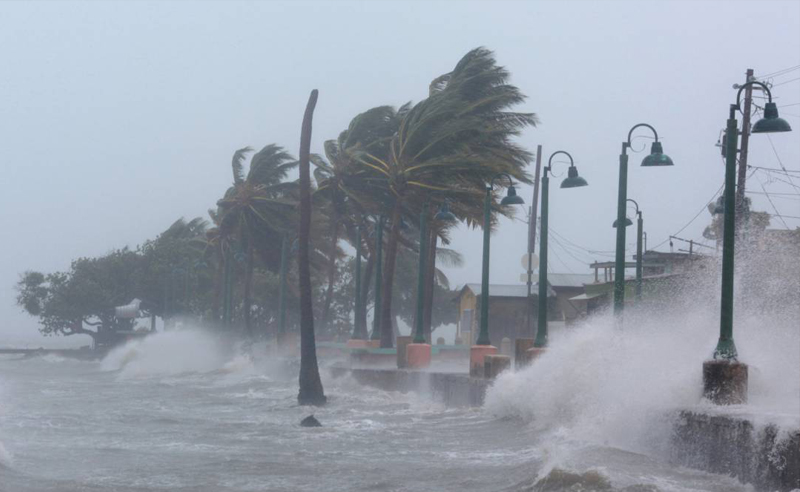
[748,165,800,174]
[773,77,800,87]
[650,182,725,250]
[756,175,791,229]
[757,65,800,79]
[747,190,800,197]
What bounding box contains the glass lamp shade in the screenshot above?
[641,141,674,167]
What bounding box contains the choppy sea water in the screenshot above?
[0,320,796,492]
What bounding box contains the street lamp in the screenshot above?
[470,174,524,377]
[614,124,673,316]
[408,201,457,368]
[533,151,588,350]
[703,81,791,405]
[612,199,643,302]
[350,224,366,341]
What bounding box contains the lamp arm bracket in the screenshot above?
[547,151,575,177]
[489,172,514,190]
[626,123,660,147]
[736,81,773,110]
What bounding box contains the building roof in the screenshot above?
[460,283,556,299]
[546,273,596,288]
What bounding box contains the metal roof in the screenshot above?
[462,283,556,298]
[545,273,596,288]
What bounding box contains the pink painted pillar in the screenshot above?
[469,345,498,377]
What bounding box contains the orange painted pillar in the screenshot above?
[469,345,498,377]
[406,343,432,369]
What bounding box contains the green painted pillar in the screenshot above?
[534,173,549,348]
[477,189,492,346]
[614,144,629,315]
[714,106,740,360]
[635,213,643,302]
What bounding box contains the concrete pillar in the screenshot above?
[406,343,432,369]
[514,338,534,369]
[484,354,511,379]
[703,359,748,405]
[396,336,412,369]
[500,337,513,356]
[469,345,498,378]
[526,347,547,362]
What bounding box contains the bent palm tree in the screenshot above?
[216,144,297,338]
[355,47,537,348]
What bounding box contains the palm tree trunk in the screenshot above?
[212,248,223,323]
[423,227,437,343]
[320,214,340,335]
[297,89,326,406]
[378,200,402,348]
[243,244,254,338]
[356,249,374,337]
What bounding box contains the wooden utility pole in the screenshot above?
[735,69,755,230]
[525,145,543,336]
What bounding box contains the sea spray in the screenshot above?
[101,329,232,378]
[485,304,799,463]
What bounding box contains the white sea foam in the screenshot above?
[101,329,231,378]
[485,304,800,459]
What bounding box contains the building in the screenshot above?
[453,273,595,345]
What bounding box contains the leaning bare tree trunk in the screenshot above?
[422,227,437,343]
[378,200,402,348]
[297,89,326,406]
[243,244,254,338]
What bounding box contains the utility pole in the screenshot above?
[735,69,755,230]
[525,145,542,336]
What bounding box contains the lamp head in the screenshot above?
[641,141,674,167]
[612,217,634,228]
[752,102,792,133]
[434,202,457,222]
[561,166,588,188]
[500,185,525,206]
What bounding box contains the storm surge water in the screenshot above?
[485,301,800,481]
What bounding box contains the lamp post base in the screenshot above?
[406,343,432,369]
[703,359,748,405]
[526,347,548,362]
[470,345,498,377]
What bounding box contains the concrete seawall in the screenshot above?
[329,367,490,407]
[671,411,800,491]
[333,366,799,491]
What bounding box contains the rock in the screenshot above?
[300,415,322,427]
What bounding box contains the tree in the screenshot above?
[297,89,326,406]
[354,47,536,347]
[216,144,298,337]
[16,249,145,344]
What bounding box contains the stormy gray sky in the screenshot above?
[2,0,799,346]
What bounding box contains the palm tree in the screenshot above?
[297,89,326,406]
[216,144,297,338]
[354,47,537,348]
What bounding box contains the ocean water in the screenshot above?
[0,318,796,492]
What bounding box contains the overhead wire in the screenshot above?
[756,65,800,79]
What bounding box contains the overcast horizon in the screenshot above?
[2,0,799,346]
